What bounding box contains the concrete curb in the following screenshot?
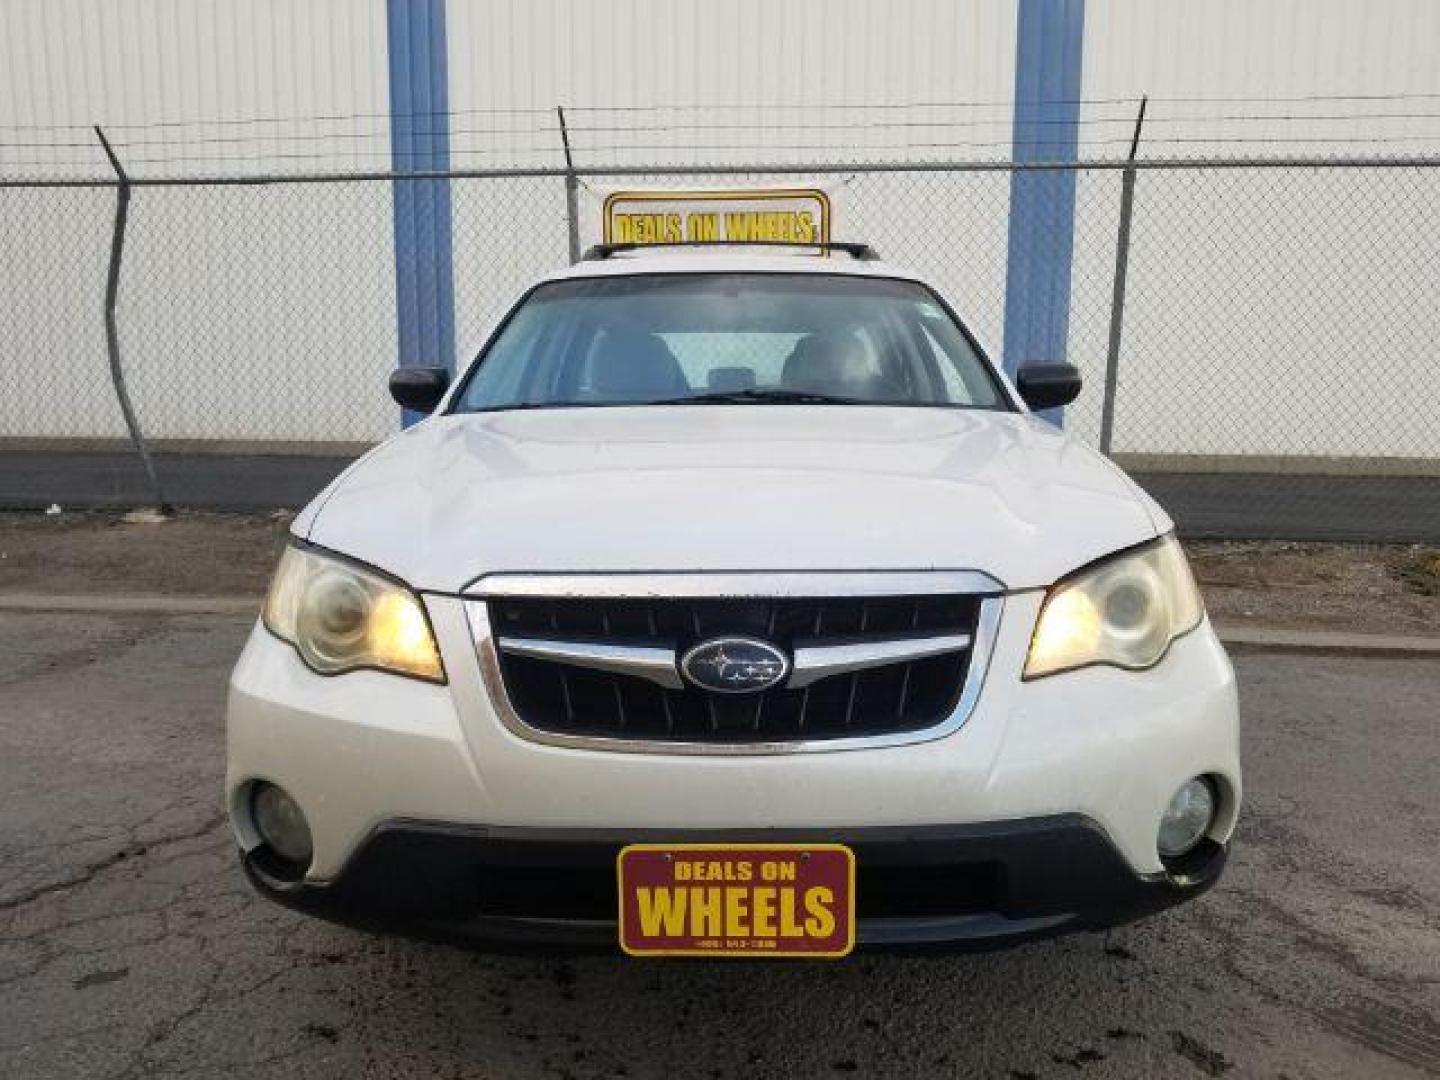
[1,592,1437,657]
[1211,623,1440,658]
[0,593,259,617]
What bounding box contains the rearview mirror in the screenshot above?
[389,366,451,414]
[1015,363,1082,411]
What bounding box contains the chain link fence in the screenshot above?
[1,155,1438,538]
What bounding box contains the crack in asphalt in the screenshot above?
[0,618,169,691]
[0,815,227,915]
[0,842,150,914]
[1170,1030,1233,1075]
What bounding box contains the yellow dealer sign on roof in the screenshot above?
[601,187,832,247]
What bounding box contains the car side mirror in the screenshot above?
[389,366,451,414]
[1015,363,1082,411]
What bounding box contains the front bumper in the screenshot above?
[243,816,1227,953]
[227,587,1242,953]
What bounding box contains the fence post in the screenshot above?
[1098,96,1147,457]
[95,126,170,512]
[557,106,581,264]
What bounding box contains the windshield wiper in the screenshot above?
[469,389,876,412]
[651,388,872,406]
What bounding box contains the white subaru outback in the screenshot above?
[227,242,1240,957]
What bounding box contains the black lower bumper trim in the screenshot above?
[243,816,1226,954]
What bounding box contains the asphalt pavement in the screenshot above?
[1,609,1437,1078]
[3,448,1438,542]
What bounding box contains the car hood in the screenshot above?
[301,407,1169,593]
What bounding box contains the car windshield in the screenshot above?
[451,272,1010,413]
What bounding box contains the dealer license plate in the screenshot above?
[617,844,855,958]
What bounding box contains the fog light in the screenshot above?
[1158,777,1216,859]
[251,782,313,867]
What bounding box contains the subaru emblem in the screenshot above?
[680,637,790,694]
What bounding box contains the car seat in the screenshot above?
[781,332,874,395]
[586,330,689,401]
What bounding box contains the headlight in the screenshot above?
[262,545,444,682]
[1024,535,1202,679]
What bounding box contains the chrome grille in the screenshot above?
[466,579,1003,752]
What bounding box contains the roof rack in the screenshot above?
[581,240,881,262]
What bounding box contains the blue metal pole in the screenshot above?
[1002,0,1086,425]
[387,0,456,427]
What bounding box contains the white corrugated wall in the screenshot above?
[1075,0,1440,458]
[443,0,1019,381]
[1,0,1438,460]
[0,0,396,443]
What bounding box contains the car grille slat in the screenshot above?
[611,677,626,730]
[486,594,982,745]
[896,598,920,718]
[559,670,575,725]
